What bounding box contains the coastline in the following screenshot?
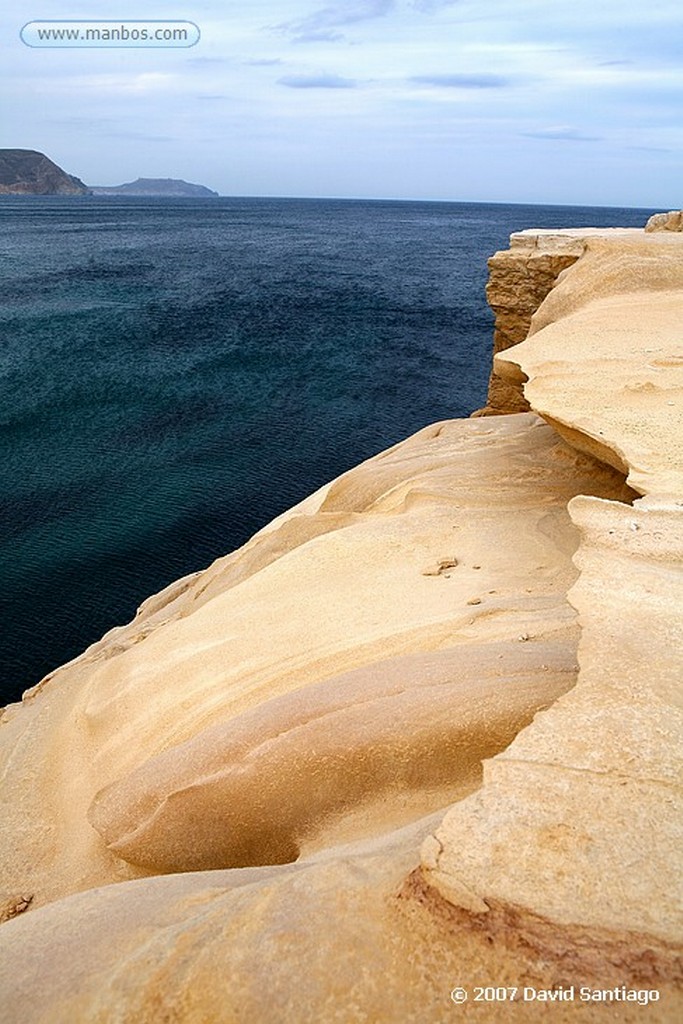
[0,197,658,703]
[0,214,681,1021]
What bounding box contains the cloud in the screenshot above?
[44,73,179,97]
[103,130,175,143]
[186,57,233,66]
[410,0,461,10]
[292,29,345,43]
[244,58,284,66]
[278,73,358,89]
[276,1,395,41]
[410,73,510,88]
[523,125,602,142]
[45,115,116,128]
[628,145,673,153]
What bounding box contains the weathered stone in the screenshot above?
[474,227,649,417]
[423,498,683,952]
[496,235,683,496]
[423,229,683,980]
[1,413,630,908]
[1,816,680,1023]
[645,210,683,233]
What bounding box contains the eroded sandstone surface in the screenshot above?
[1,413,630,909]
[0,216,681,1023]
[646,210,683,233]
[423,227,683,992]
[494,235,683,497]
[475,227,644,416]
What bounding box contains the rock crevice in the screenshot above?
[422,225,683,979]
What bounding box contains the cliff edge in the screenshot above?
[423,230,683,981]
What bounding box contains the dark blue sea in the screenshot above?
[0,197,656,703]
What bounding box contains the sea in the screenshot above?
[0,197,657,704]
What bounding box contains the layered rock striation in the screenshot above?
[0,215,681,1022]
[476,227,645,416]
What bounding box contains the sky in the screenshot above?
[2,0,682,206]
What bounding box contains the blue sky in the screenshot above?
[3,0,682,205]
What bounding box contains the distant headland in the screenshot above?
[0,149,218,197]
[90,178,219,197]
[0,149,89,195]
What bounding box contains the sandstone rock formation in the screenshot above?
[3,812,677,1024]
[0,215,681,1023]
[646,210,683,232]
[495,234,683,496]
[423,226,683,988]
[1,412,631,909]
[0,149,90,195]
[423,498,683,953]
[475,228,644,416]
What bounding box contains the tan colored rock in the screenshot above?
[525,232,683,337]
[0,814,679,1024]
[473,228,645,417]
[422,230,683,979]
[496,236,683,497]
[478,249,576,415]
[423,498,683,956]
[645,210,683,232]
[0,412,631,909]
[87,641,574,873]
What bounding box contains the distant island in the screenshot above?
[91,178,219,197]
[0,150,219,197]
[0,149,89,195]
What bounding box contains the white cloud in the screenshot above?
[278,72,358,88]
[410,0,461,10]
[34,72,180,97]
[276,0,396,41]
[410,73,510,88]
[522,125,601,142]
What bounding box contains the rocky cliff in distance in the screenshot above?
[91,178,219,197]
[0,153,219,197]
[474,227,645,416]
[0,213,680,1023]
[645,209,683,232]
[0,150,90,195]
